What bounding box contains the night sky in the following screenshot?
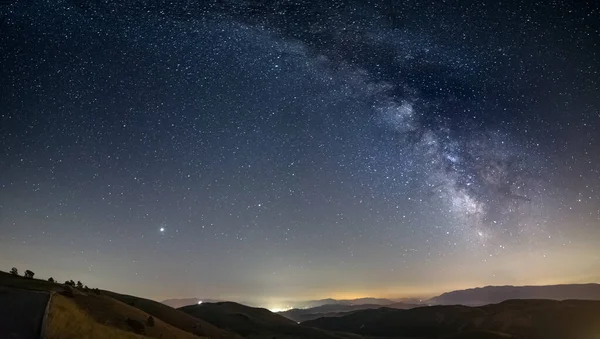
[1,0,599,308]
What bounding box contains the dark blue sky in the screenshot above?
[1,0,599,308]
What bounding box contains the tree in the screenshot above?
[76,281,83,289]
[10,267,18,275]
[147,316,155,327]
[65,280,75,286]
[84,285,89,291]
[48,277,55,283]
[24,270,35,279]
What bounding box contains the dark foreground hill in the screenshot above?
[429,283,600,305]
[303,299,600,339]
[180,301,360,339]
[0,270,237,339]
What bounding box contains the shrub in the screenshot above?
[10,267,18,275]
[24,270,35,279]
[147,316,155,327]
[63,285,75,298]
[48,277,55,283]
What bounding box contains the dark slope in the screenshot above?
[180,301,360,339]
[293,298,395,309]
[429,283,600,305]
[303,299,600,339]
[279,302,420,322]
[162,298,223,309]
[102,290,239,338]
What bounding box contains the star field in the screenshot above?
[1,0,599,305]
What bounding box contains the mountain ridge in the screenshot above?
[428,283,600,305]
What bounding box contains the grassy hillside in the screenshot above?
[180,302,361,339]
[0,270,232,339]
[303,299,600,339]
[47,292,205,339]
[101,290,240,339]
[47,293,146,339]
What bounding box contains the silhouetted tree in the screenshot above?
[84,285,89,291]
[24,270,35,279]
[65,280,75,286]
[76,281,83,289]
[48,277,55,283]
[147,316,155,327]
[10,267,18,275]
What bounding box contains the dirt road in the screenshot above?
[0,287,50,339]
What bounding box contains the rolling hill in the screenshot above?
[47,291,206,339]
[0,270,238,339]
[101,290,239,338]
[278,302,419,322]
[303,299,600,339]
[179,301,361,339]
[162,298,224,309]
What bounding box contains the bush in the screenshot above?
[126,318,145,334]
[147,316,155,327]
[24,270,35,279]
[63,285,75,298]
[10,267,18,275]
[48,277,55,283]
[93,288,101,295]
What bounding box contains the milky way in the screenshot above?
[1,0,599,304]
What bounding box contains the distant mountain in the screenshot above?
[279,302,420,322]
[292,297,395,309]
[303,299,600,339]
[179,301,356,339]
[429,283,600,306]
[162,297,222,309]
[163,296,396,310]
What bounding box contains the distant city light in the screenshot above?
[268,306,292,313]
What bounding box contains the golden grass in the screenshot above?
[47,293,146,339]
[103,291,238,338]
[47,292,207,339]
